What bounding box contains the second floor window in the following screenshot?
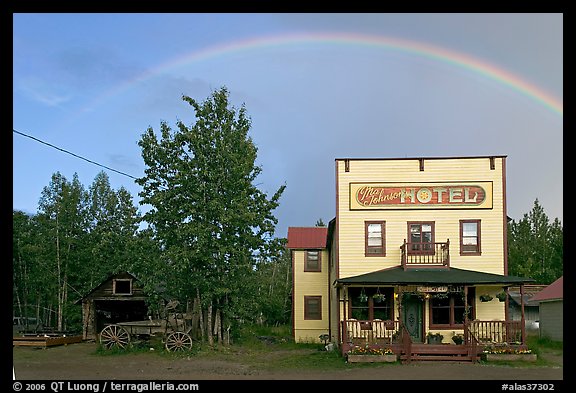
[113,279,132,295]
[408,222,434,254]
[305,250,321,272]
[460,220,481,255]
[365,221,386,256]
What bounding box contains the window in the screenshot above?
[113,279,132,295]
[460,220,481,255]
[429,288,475,328]
[348,287,394,320]
[365,221,386,256]
[408,222,434,254]
[305,250,321,272]
[304,296,322,320]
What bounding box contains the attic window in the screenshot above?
[113,279,132,295]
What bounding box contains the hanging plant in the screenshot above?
[496,292,507,302]
[479,294,493,302]
[373,288,386,303]
[359,288,368,303]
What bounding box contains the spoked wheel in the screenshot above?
[165,331,193,352]
[100,324,131,350]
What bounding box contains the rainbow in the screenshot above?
[81,32,563,117]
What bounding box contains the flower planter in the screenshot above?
[347,354,398,363]
[483,353,537,362]
[427,336,443,345]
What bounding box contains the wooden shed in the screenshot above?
[530,276,563,342]
[77,272,150,340]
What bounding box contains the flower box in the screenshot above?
[347,354,398,363]
[483,353,537,362]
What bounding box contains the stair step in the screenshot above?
[401,354,477,361]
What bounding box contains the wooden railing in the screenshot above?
[464,322,480,362]
[400,323,413,363]
[400,240,450,269]
[341,319,399,345]
[467,320,523,345]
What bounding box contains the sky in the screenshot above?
[13,13,563,238]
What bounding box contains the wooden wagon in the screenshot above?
[99,300,193,352]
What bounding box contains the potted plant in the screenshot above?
[451,333,464,345]
[427,332,444,344]
[496,292,507,302]
[347,344,397,363]
[482,345,536,362]
[479,294,493,302]
[373,292,386,303]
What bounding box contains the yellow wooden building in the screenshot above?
[287,156,534,362]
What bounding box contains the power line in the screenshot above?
[13,129,138,181]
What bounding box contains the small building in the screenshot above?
[77,272,150,340]
[530,276,563,342]
[287,155,535,361]
[508,284,546,334]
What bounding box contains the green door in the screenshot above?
[402,295,423,342]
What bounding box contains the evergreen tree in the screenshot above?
[508,199,563,284]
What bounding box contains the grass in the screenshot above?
[89,324,562,370]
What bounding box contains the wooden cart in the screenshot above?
[99,300,193,352]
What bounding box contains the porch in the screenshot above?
[341,319,526,362]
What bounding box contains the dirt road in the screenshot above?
[13,341,563,381]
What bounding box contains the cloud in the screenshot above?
[16,76,73,107]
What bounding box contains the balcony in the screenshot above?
[400,240,450,269]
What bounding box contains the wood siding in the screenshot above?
[293,249,330,343]
[474,285,506,321]
[539,301,563,341]
[336,157,506,279]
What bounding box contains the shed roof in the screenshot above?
[287,227,328,249]
[530,276,563,302]
[335,266,534,286]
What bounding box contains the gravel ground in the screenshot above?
[13,340,563,381]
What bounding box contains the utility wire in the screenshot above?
[13,129,138,181]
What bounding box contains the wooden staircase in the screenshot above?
[396,344,480,363]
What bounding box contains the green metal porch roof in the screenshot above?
[335,266,534,286]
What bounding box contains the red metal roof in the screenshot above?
[531,276,563,302]
[286,227,328,249]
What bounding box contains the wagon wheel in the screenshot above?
[100,324,131,350]
[165,331,193,352]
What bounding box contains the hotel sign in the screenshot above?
[349,182,493,210]
[417,286,448,293]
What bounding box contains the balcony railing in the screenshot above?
[400,240,450,269]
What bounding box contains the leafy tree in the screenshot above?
[85,171,141,286]
[136,86,285,344]
[13,211,53,329]
[13,170,144,333]
[508,199,563,284]
[36,172,89,330]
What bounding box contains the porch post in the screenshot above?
[342,285,348,345]
[520,284,526,345]
[464,285,468,324]
[397,285,403,328]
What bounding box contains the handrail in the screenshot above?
[400,239,450,268]
[464,322,480,362]
[400,322,412,363]
[467,320,523,345]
